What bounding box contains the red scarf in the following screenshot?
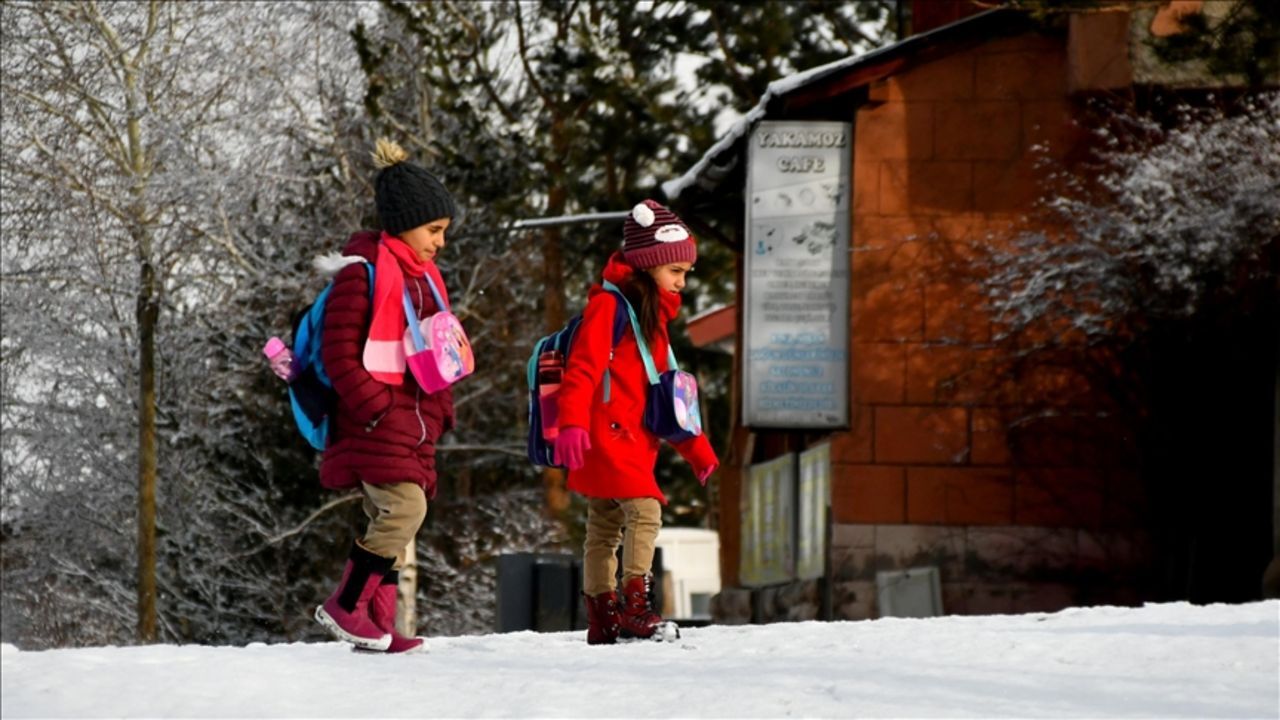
[362,233,451,385]
[601,251,682,323]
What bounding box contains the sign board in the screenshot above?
[743,121,852,429]
[876,567,944,618]
[796,443,831,581]
[739,453,796,587]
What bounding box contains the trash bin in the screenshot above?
[534,555,576,632]
[496,550,665,633]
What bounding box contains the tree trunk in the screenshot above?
[123,35,158,642]
[397,540,417,637]
[136,258,158,643]
[541,122,570,517]
[1272,260,1280,560]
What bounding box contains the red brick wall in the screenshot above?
[830,31,1137,533]
[714,28,1152,622]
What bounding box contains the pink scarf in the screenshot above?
[362,233,451,385]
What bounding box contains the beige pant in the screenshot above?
[583,497,662,596]
[358,481,427,570]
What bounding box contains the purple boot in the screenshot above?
[368,571,426,654]
[314,541,394,651]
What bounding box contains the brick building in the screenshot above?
[665,2,1275,622]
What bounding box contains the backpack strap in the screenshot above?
[299,261,375,390]
[540,288,635,406]
[401,268,444,354]
[358,262,375,329]
[421,271,448,312]
[601,288,632,404]
[527,335,547,400]
[601,280,680,386]
[402,288,426,352]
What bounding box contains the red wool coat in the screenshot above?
[318,231,454,496]
[558,254,718,503]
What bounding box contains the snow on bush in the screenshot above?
[984,93,1279,346]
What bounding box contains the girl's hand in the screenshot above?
[554,426,591,471]
[696,462,718,486]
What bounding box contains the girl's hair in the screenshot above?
[618,268,661,345]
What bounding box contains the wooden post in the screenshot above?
[397,540,417,637]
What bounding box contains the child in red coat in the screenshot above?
[553,199,719,644]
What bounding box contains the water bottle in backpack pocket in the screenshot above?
[266,261,373,451]
[536,349,564,441]
[263,337,298,382]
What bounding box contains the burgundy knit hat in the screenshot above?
[621,199,697,269]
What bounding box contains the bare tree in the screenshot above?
[1,0,364,644]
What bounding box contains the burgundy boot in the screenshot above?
[619,574,679,642]
[583,591,620,645]
[368,571,426,654]
[315,541,394,651]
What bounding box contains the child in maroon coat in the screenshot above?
[312,140,457,654]
[553,200,719,644]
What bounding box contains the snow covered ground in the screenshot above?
[3,601,1277,718]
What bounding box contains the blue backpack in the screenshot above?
[526,289,631,467]
[288,262,373,451]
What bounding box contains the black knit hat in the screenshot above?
[372,139,456,236]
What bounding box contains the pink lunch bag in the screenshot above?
[401,272,474,393]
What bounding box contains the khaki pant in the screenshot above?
[358,481,428,570]
[582,497,662,596]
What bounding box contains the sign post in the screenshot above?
[743,121,852,429]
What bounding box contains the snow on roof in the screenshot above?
[662,9,1001,202]
[660,56,863,201]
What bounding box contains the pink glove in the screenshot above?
[554,426,591,471]
[696,462,718,486]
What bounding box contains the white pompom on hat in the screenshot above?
[621,199,697,269]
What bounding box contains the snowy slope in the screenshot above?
[3,601,1277,719]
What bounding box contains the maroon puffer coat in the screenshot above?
[318,231,454,496]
